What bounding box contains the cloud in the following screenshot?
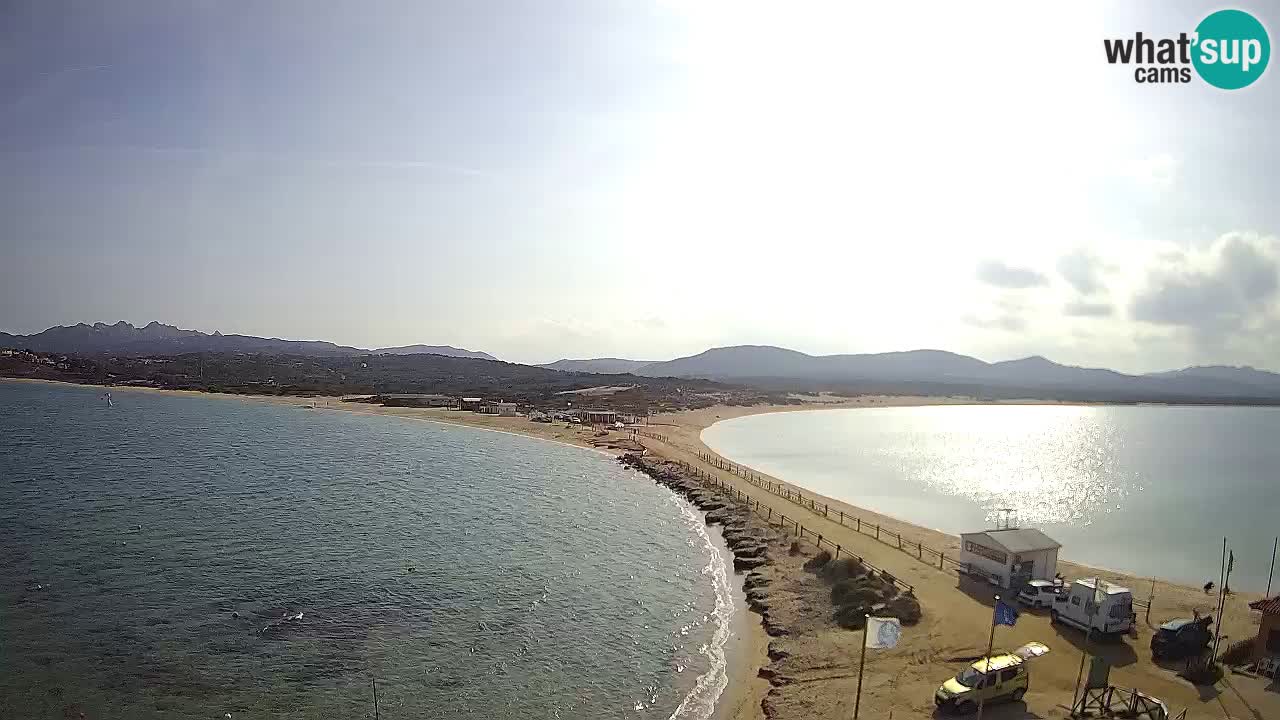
[1130,232,1280,347]
[1057,248,1107,295]
[976,260,1048,288]
[1063,300,1113,317]
[963,312,1027,332]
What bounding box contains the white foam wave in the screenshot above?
[666,497,734,720]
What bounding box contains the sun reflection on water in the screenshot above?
[882,405,1135,525]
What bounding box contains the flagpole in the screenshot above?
[1267,536,1277,599]
[854,614,869,720]
[1211,538,1228,664]
[1213,546,1234,660]
[1072,587,1096,712]
[976,595,999,720]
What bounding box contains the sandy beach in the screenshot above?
[8,379,1276,719]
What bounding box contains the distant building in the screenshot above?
[1249,595,1280,666]
[380,393,456,408]
[495,402,520,417]
[580,409,617,425]
[459,397,483,411]
[958,528,1060,589]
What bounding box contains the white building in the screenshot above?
[959,528,1060,589]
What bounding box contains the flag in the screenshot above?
[1228,550,1234,574]
[994,598,1020,626]
[865,617,901,649]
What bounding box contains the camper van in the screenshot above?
[1049,578,1134,637]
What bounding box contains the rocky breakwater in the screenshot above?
[618,454,789,637]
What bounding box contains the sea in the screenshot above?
[702,404,1280,592]
[0,380,735,720]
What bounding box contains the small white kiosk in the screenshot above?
[959,527,1060,589]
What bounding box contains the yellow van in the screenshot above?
[934,652,1029,714]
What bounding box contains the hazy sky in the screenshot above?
[3,2,1278,371]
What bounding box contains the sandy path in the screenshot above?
[640,401,1274,719]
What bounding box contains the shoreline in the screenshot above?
[7,378,1274,718]
[2,377,770,720]
[690,403,1273,593]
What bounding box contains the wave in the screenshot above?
[667,496,735,720]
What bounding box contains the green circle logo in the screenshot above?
[1193,9,1270,89]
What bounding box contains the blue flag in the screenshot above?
[994,598,1020,626]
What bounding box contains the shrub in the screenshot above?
[803,550,832,571]
[820,557,867,583]
[832,582,882,608]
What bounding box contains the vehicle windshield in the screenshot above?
[955,667,983,688]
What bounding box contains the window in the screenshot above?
[1109,599,1132,618]
[1000,668,1018,683]
[1071,596,1081,606]
[1268,628,1280,653]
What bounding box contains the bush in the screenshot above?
[883,595,923,625]
[820,557,867,583]
[803,550,832,571]
[832,582,882,608]
[789,540,803,556]
[834,603,871,629]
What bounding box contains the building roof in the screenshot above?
[1249,596,1280,615]
[383,393,453,400]
[461,397,482,402]
[961,528,1061,553]
[1076,577,1131,595]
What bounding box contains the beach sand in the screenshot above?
[643,400,1276,720]
[9,379,1275,719]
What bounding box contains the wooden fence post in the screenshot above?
[876,525,880,540]
[857,517,861,532]
[940,553,944,570]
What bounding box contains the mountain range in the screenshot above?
[549,346,1280,400]
[0,322,493,361]
[6,323,1280,401]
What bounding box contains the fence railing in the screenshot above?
[671,458,915,595]
[637,431,1157,612]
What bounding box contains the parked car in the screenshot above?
[934,643,1049,715]
[1016,579,1063,608]
[1150,617,1212,661]
[1050,578,1134,637]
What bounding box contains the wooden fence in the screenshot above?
[637,430,1154,612]
[673,458,916,594]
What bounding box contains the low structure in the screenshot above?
[579,409,617,425]
[1248,595,1280,667]
[959,528,1060,589]
[458,397,483,411]
[495,401,519,417]
[379,393,456,408]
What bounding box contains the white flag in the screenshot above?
[865,617,901,649]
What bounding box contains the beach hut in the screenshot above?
[959,528,1061,589]
[459,397,483,411]
[1248,595,1280,669]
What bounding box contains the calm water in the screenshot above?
[0,381,733,720]
[702,405,1280,591]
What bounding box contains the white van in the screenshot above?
[1050,578,1134,637]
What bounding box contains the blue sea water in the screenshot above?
[0,381,734,720]
[702,404,1280,592]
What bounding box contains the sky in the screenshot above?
[2,1,1279,371]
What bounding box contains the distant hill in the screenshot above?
[539,358,656,374]
[0,322,501,361]
[373,344,498,361]
[634,345,1280,400]
[0,321,362,357]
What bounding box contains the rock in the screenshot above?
[732,542,767,559]
[767,642,790,661]
[746,587,771,612]
[743,572,770,591]
[734,556,768,572]
[757,667,790,685]
[763,617,789,637]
